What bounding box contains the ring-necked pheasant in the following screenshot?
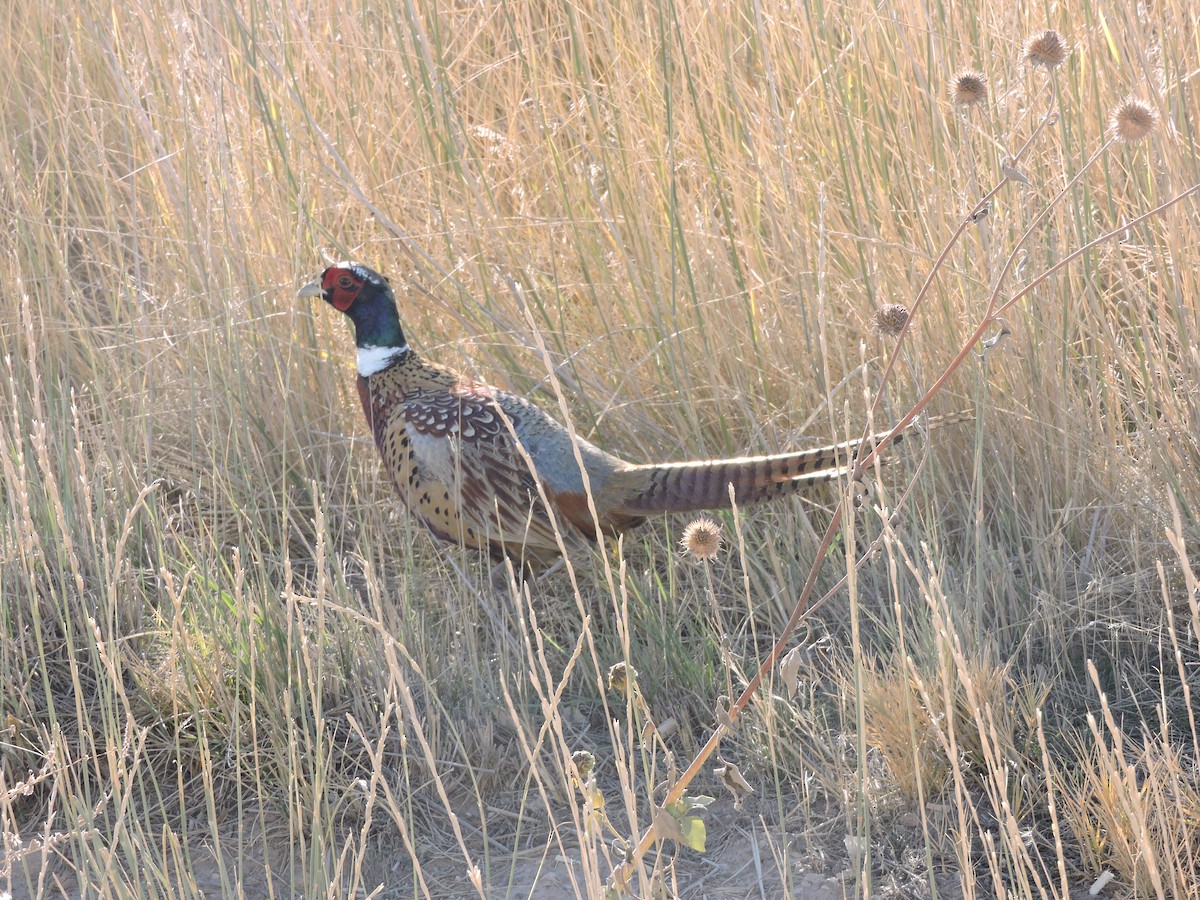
[301,262,950,568]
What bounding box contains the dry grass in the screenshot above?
[1,0,1198,896]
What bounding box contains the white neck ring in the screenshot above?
[357,344,409,376]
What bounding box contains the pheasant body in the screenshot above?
[302,263,945,567]
[352,349,630,565]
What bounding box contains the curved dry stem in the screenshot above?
[982,139,1114,320]
[994,182,1200,319]
[609,151,1198,893]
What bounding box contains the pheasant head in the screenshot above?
[299,262,409,375]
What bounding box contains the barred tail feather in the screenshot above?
[619,458,854,513]
[611,413,967,516]
[614,450,855,514]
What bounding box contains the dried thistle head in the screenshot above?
[1023,30,1069,68]
[871,304,910,338]
[681,517,723,561]
[607,662,635,693]
[950,70,988,107]
[1109,98,1159,143]
[571,750,595,782]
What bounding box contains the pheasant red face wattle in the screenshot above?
[325,268,361,311]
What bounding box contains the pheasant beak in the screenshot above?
[297,279,328,301]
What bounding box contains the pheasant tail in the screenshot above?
[610,414,966,515]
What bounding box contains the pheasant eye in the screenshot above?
[336,274,355,290]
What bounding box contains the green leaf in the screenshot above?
[679,814,707,852]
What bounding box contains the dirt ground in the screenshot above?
[0,816,895,899]
[2,797,1111,898]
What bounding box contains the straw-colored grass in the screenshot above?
[2,0,1198,896]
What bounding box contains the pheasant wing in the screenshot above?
[403,387,588,564]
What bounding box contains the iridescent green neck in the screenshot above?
[347,292,409,375]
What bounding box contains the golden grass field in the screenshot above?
[2,0,1199,896]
